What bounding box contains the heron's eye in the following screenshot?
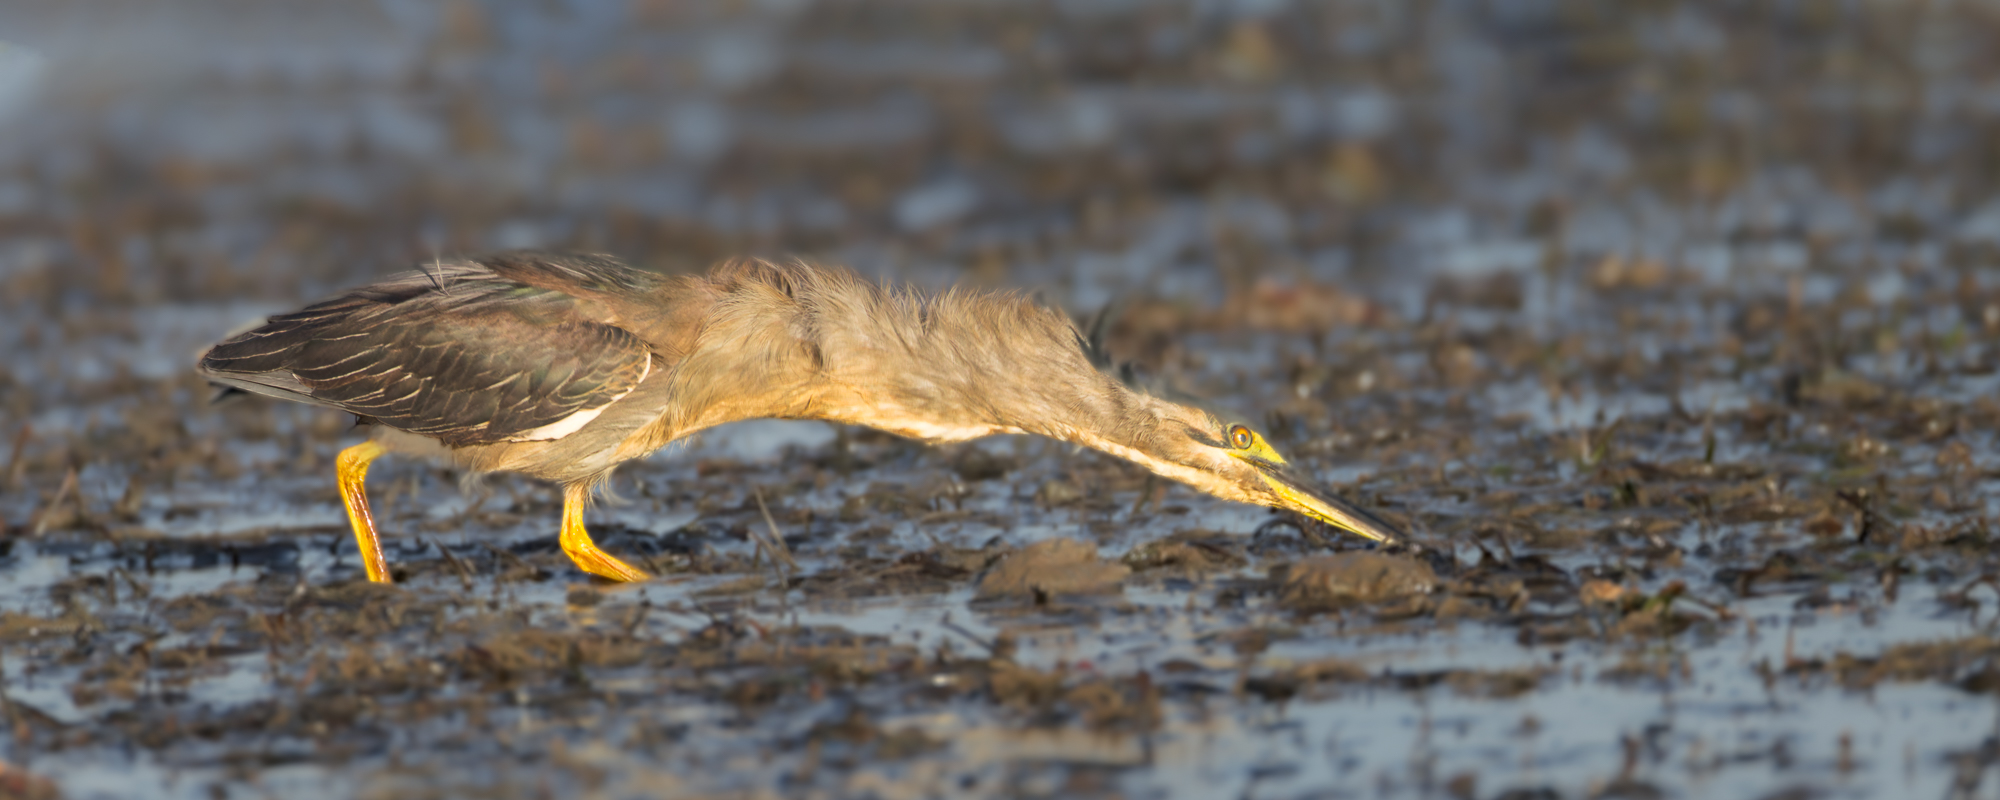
[1228,425,1254,449]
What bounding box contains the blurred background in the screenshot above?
[8,0,1993,313]
[7,1,2000,798]
[6,0,1994,428]
[4,0,1997,364]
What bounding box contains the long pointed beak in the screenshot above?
[1254,463,1405,545]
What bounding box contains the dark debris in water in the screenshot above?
[7,0,2000,797]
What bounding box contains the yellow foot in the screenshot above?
[558,483,652,582]
[336,440,393,584]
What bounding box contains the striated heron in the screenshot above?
[199,251,1403,583]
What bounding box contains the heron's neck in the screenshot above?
[797,289,1155,449]
[653,267,1167,457]
[824,357,1145,445]
[820,323,1205,489]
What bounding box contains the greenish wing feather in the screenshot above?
[201,260,654,447]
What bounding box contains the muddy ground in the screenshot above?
[5,1,2000,798]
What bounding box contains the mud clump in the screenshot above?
[0,762,62,800]
[1121,531,1247,575]
[976,538,1129,599]
[1278,552,1437,609]
[8,1,2000,796]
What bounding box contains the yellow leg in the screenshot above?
[336,441,393,584]
[559,483,651,582]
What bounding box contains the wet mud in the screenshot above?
[4,1,2000,798]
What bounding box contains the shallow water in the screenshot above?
[7,1,2000,799]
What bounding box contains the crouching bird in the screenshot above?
[198,251,1403,583]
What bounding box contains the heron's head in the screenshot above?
[1098,401,1404,545]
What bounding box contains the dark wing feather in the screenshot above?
[199,253,659,447]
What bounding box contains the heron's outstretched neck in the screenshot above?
[652,262,1168,453]
[797,276,1163,450]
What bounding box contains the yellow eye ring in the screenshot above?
[1228,425,1254,449]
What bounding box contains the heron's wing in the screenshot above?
[200,256,657,447]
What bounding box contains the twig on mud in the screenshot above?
[479,542,549,581]
[940,614,1012,660]
[621,599,651,637]
[28,466,78,537]
[3,424,28,490]
[429,537,476,589]
[750,487,799,574]
[1834,489,1881,543]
